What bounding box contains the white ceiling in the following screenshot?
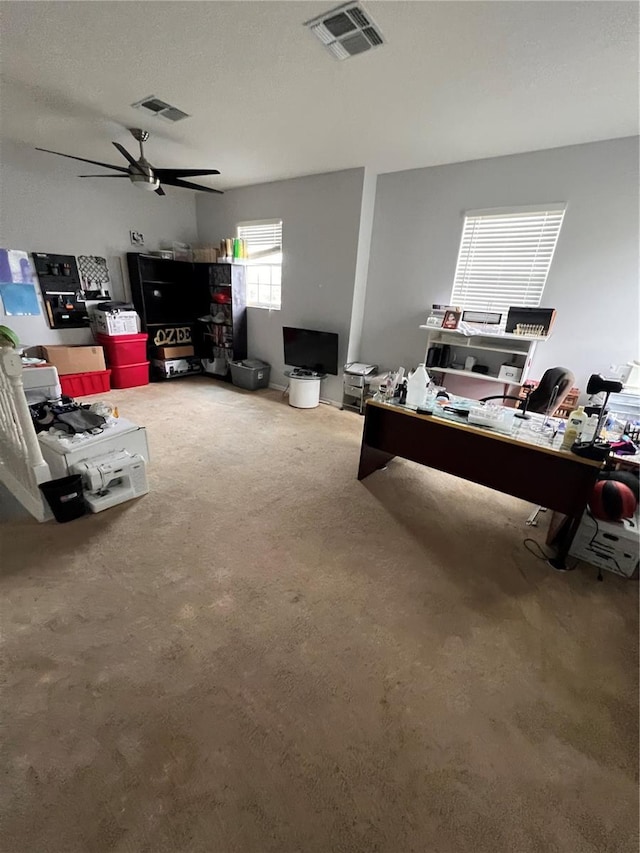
[1,1,637,191]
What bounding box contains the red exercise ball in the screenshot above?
[589,480,637,521]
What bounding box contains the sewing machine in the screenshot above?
[72,450,148,512]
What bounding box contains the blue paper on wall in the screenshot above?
[0,249,41,315]
[0,282,41,316]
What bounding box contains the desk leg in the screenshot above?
[547,513,582,571]
[358,442,395,481]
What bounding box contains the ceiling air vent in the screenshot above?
[304,1,385,60]
[131,96,190,122]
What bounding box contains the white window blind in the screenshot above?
[450,206,566,315]
[237,219,283,310]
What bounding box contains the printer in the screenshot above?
[72,450,148,512]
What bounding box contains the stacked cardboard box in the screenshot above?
[41,345,110,397]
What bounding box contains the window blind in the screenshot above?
[450,206,566,315]
[237,219,282,262]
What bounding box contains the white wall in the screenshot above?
[360,137,640,393]
[0,139,198,348]
[196,169,366,402]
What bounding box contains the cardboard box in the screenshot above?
[193,247,218,263]
[156,345,195,359]
[42,345,106,376]
[91,308,139,336]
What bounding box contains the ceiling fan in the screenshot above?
[36,128,222,196]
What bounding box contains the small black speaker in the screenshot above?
[426,346,440,368]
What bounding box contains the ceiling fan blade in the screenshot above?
[35,147,129,173]
[112,141,142,171]
[78,174,130,178]
[154,168,221,178]
[155,186,166,196]
[160,177,223,194]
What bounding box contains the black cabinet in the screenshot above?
[127,254,247,378]
[127,254,199,328]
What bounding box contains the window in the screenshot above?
[237,219,283,310]
[450,205,566,316]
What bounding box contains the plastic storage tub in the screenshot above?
[110,361,150,389]
[96,332,148,367]
[60,370,111,397]
[230,359,271,390]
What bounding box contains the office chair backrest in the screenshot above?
[527,367,575,414]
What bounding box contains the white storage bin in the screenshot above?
[22,365,62,402]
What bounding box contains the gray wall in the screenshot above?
[0,139,198,348]
[196,169,366,402]
[360,137,640,393]
[3,134,637,404]
[347,169,377,363]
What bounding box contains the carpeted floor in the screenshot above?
[1,379,638,853]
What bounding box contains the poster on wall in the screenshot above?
[0,249,41,316]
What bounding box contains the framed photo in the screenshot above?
[442,309,461,330]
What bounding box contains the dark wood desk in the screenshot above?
[358,400,603,570]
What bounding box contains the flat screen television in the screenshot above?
[283,326,339,375]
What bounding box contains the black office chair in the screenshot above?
[480,366,576,419]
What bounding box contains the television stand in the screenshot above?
[284,370,327,409]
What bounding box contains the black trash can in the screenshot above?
[39,475,87,523]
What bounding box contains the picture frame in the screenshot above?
[442,308,462,330]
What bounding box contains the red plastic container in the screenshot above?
[97,332,148,367]
[60,370,111,397]
[110,361,150,389]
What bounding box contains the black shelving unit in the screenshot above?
[193,262,247,378]
[127,254,247,380]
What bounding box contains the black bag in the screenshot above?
[54,410,106,434]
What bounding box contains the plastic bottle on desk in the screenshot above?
[406,364,430,408]
[560,405,587,450]
[580,413,600,444]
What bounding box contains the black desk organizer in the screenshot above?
[32,252,89,329]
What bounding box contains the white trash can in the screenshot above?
[288,375,321,409]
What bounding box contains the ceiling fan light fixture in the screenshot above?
[130,173,161,191]
[36,129,222,195]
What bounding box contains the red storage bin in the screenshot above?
[60,370,111,397]
[110,361,150,389]
[96,332,148,367]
